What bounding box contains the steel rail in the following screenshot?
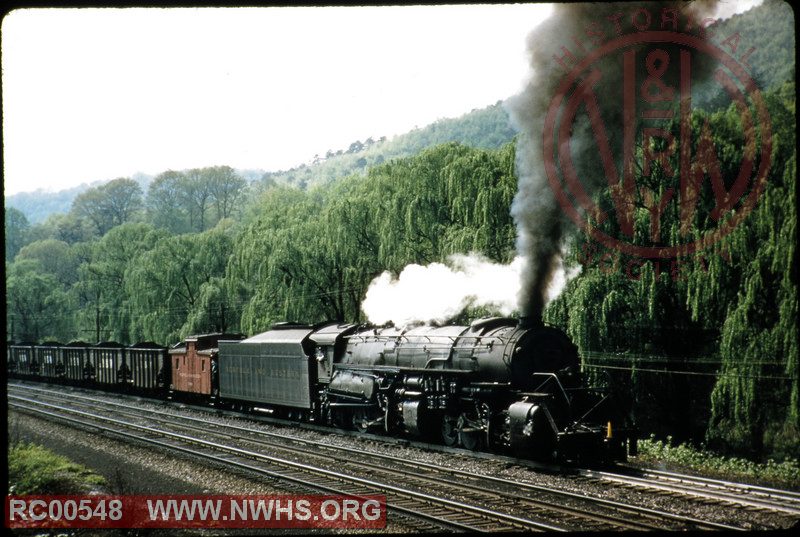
[579,468,800,516]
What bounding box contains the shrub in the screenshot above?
[635,435,800,489]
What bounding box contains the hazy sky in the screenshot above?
[2,2,762,196]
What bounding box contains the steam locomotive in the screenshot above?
[8,317,636,463]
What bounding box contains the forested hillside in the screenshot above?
[5,0,797,461]
[261,102,516,190]
[543,0,797,461]
[543,78,796,460]
[5,102,514,225]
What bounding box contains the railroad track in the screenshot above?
[9,383,796,531]
[8,386,585,531]
[9,387,709,532]
[579,467,800,516]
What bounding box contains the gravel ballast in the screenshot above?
[7,410,415,534]
[8,386,799,533]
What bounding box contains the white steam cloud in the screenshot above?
[361,253,576,327]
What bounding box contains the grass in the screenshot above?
[8,441,106,495]
[633,434,800,490]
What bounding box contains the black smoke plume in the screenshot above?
[505,1,720,321]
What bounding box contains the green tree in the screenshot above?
[182,278,233,337]
[183,168,214,233]
[206,165,248,222]
[5,206,30,262]
[705,148,797,459]
[72,223,167,344]
[102,178,144,225]
[147,170,190,234]
[6,259,72,342]
[439,142,517,261]
[359,141,518,272]
[15,239,78,286]
[228,187,326,332]
[70,178,143,236]
[126,228,236,344]
[52,212,97,245]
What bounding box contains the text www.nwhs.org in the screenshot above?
[147,498,383,522]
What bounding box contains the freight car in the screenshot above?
[127,342,172,396]
[168,333,244,402]
[8,340,170,394]
[37,342,64,381]
[8,343,38,379]
[61,341,91,386]
[88,342,127,389]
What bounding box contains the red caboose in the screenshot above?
[169,333,244,401]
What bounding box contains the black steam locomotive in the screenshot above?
[218,317,635,462]
[8,317,636,463]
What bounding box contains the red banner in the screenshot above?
[6,495,386,529]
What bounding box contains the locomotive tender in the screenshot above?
[7,317,635,462]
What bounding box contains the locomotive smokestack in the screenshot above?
[518,315,542,329]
